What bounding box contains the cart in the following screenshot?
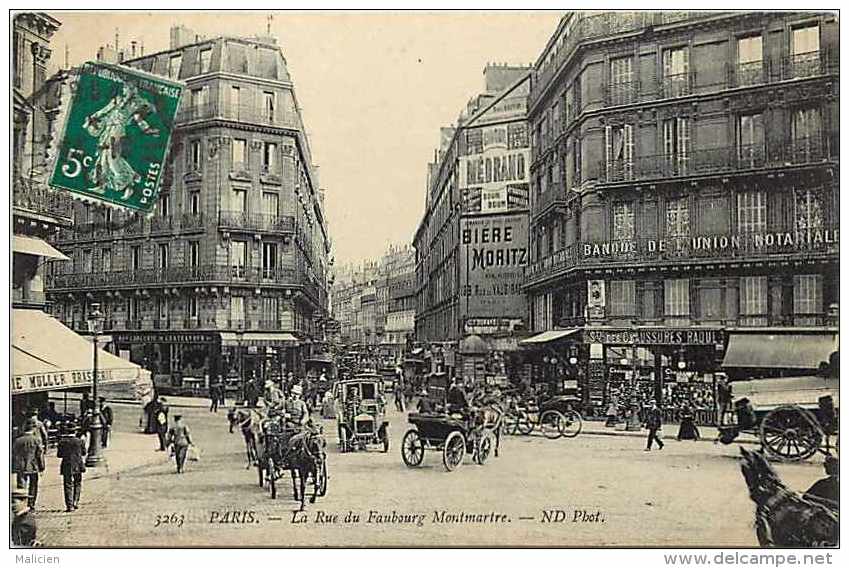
[334,374,390,453]
[256,417,328,503]
[718,375,838,462]
[503,394,583,439]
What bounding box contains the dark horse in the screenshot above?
[288,428,328,511]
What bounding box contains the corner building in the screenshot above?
[47,31,331,389]
[524,12,838,415]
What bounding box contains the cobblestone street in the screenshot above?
[32,401,828,547]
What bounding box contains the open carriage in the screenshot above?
[256,415,328,506]
[400,373,497,471]
[718,375,839,462]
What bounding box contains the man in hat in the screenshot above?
[154,397,169,451]
[209,382,220,413]
[98,397,114,448]
[286,384,310,427]
[27,408,49,452]
[166,415,193,474]
[805,455,839,505]
[11,486,37,546]
[644,399,664,451]
[12,419,45,509]
[57,423,86,512]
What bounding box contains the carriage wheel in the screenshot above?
[267,461,277,500]
[401,429,425,467]
[516,414,534,436]
[540,411,565,440]
[316,458,328,497]
[561,410,583,439]
[474,431,494,465]
[760,405,823,462]
[443,431,466,471]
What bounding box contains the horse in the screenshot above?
[232,408,264,469]
[287,427,327,511]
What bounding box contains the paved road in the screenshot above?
[34,402,828,547]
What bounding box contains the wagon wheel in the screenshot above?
[267,460,277,500]
[474,431,495,465]
[443,431,466,471]
[560,410,583,438]
[760,405,823,462]
[516,413,533,436]
[540,410,565,440]
[401,429,425,467]
[316,457,328,497]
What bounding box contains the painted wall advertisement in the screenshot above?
[460,213,529,322]
[460,123,529,214]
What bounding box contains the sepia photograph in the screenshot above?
[7,5,841,552]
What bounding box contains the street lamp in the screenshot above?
[85,303,107,467]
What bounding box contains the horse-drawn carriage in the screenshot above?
[255,412,328,509]
[503,391,583,439]
[334,374,390,453]
[400,373,500,471]
[718,375,839,462]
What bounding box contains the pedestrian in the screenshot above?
[716,375,732,426]
[98,397,113,448]
[57,423,86,512]
[28,408,49,451]
[644,399,664,451]
[80,392,91,417]
[209,382,219,413]
[166,415,193,474]
[676,404,700,441]
[12,419,45,509]
[804,455,838,505]
[155,397,169,451]
[217,375,226,407]
[11,486,37,547]
[606,391,619,427]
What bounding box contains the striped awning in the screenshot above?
[13,235,69,260]
[519,329,580,346]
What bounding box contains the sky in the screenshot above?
[47,11,562,264]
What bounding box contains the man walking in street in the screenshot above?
[155,397,169,451]
[98,397,113,448]
[209,382,220,413]
[12,419,45,509]
[166,415,193,474]
[644,399,664,451]
[57,423,86,512]
[11,487,37,546]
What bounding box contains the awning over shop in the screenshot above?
[12,309,149,395]
[519,328,580,346]
[220,332,299,347]
[13,235,69,260]
[722,332,838,369]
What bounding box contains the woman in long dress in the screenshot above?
[677,404,700,440]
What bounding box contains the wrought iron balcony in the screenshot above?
[605,81,640,106]
[12,177,73,223]
[733,61,766,88]
[661,73,692,98]
[218,210,295,233]
[47,263,302,289]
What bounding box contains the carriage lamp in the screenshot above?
[620,357,629,366]
[86,303,107,468]
[569,356,578,365]
[677,360,687,370]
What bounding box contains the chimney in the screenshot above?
[131,41,137,58]
[114,29,119,52]
[140,40,144,56]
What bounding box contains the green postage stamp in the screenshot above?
[49,61,184,213]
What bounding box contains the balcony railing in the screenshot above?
[525,224,839,284]
[785,51,823,80]
[218,211,295,233]
[661,73,692,98]
[12,177,74,222]
[47,264,300,289]
[605,81,639,106]
[174,102,301,130]
[54,213,206,242]
[599,134,837,184]
[734,61,766,88]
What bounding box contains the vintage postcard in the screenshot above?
[9,8,840,551]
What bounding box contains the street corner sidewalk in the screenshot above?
[109,394,212,408]
[580,420,759,445]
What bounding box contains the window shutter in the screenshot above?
[624,124,634,179]
[604,125,612,179]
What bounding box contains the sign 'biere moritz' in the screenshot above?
[49,61,184,213]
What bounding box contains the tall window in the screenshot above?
[127,297,140,321]
[794,186,824,232]
[262,242,278,278]
[791,24,820,78]
[262,142,277,174]
[663,118,690,174]
[740,276,768,324]
[664,279,690,317]
[230,86,241,119]
[612,201,635,241]
[662,47,690,97]
[188,241,200,267]
[263,91,275,123]
[131,245,141,271]
[263,192,279,217]
[158,297,169,320]
[82,249,93,273]
[230,296,245,325]
[262,297,279,326]
[737,190,767,233]
[198,47,212,74]
[159,193,170,217]
[605,124,633,181]
[736,35,763,86]
[232,138,247,170]
[158,243,169,269]
[168,54,182,79]
[793,274,822,316]
[666,196,690,238]
[189,191,201,215]
[102,248,112,272]
[609,56,634,104]
[737,113,765,167]
[187,297,198,319]
[609,280,636,317]
[790,107,823,162]
[188,139,202,172]
[231,188,247,214]
[231,241,247,278]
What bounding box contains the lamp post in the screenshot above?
[625,336,642,431]
[85,303,107,467]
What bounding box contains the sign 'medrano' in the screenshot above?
[49,61,184,213]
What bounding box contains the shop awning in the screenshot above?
[12,309,148,395]
[722,332,838,369]
[519,328,580,346]
[220,332,299,347]
[13,235,69,260]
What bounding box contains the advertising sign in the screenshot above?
[49,61,184,213]
[460,213,529,321]
[587,280,606,309]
